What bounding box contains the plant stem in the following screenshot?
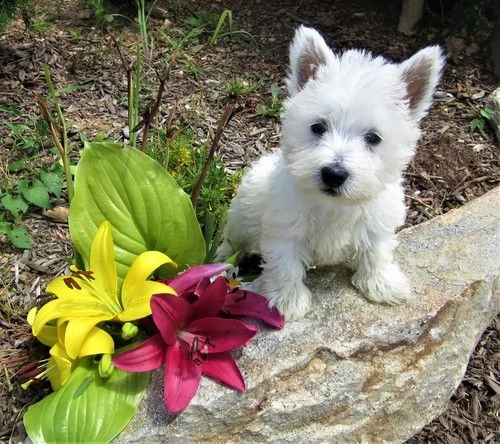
[138,61,175,152]
[191,101,240,208]
[38,67,74,202]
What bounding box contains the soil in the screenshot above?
[0,0,499,442]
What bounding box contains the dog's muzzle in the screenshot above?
[320,165,349,195]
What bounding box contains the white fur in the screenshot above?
[218,26,445,320]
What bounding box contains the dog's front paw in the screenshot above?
[254,277,311,320]
[352,263,411,305]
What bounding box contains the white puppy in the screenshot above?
[218,26,445,319]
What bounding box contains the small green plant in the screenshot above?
[87,0,116,27]
[147,125,242,261]
[209,9,233,45]
[226,77,257,97]
[0,164,63,248]
[470,107,493,135]
[257,84,282,117]
[179,56,204,79]
[184,9,252,46]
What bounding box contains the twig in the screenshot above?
[191,100,243,208]
[136,54,178,152]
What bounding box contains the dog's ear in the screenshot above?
[287,26,335,96]
[399,46,445,121]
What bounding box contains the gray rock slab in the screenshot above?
[118,187,500,443]
[487,87,500,144]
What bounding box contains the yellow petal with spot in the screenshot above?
[121,251,177,310]
[46,275,90,299]
[118,281,177,322]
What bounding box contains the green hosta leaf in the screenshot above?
[8,225,32,249]
[23,359,149,444]
[40,170,63,198]
[1,193,28,219]
[19,179,51,209]
[69,142,206,285]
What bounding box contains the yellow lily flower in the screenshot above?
[26,310,115,390]
[31,221,177,360]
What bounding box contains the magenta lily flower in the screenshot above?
[167,264,285,329]
[113,264,284,413]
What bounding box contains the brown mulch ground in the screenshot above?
[1,0,499,442]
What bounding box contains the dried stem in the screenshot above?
[191,100,242,208]
[136,56,177,152]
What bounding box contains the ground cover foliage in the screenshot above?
[0,0,498,442]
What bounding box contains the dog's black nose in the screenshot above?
[321,165,349,188]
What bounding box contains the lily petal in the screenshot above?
[79,327,115,356]
[32,298,112,336]
[164,341,202,413]
[118,281,177,322]
[89,221,118,305]
[151,294,190,346]
[46,275,122,316]
[64,315,114,359]
[188,276,229,322]
[121,251,177,310]
[202,352,246,392]
[186,317,257,353]
[193,277,211,298]
[30,315,58,347]
[47,342,74,390]
[46,275,93,300]
[167,263,230,296]
[113,333,165,372]
[225,289,285,329]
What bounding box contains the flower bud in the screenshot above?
[98,354,114,379]
[122,322,139,340]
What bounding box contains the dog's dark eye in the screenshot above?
[364,131,382,146]
[311,122,327,136]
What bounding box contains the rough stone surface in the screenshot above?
[486,87,500,144]
[118,187,500,443]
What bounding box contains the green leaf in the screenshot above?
[8,160,28,173]
[480,107,493,120]
[185,16,202,26]
[470,118,485,131]
[40,170,63,198]
[19,179,51,209]
[8,225,32,249]
[0,221,11,234]
[24,360,149,443]
[69,142,206,285]
[73,376,94,399]
[1,193,28,219]
[55,84,90,95]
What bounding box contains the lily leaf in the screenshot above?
[69,142,205,285]
[23,359,149,443]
